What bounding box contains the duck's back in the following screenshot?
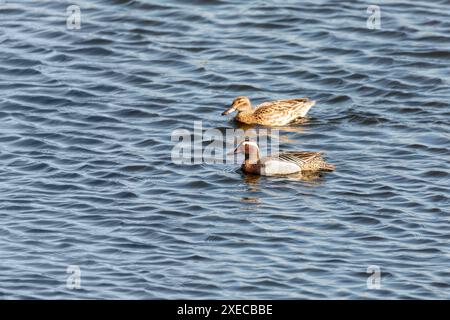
[250,98,315,126]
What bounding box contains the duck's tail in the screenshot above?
[296,99,316,117]
[321,162,335,171]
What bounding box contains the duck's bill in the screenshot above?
[221,107,236,115]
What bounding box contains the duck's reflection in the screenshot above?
[239,170,325,203]
[244,170,324,184]
[233,120,309,143]
[243,173,261,191]
[233,118,309,131]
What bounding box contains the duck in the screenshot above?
[231,139,335,176]
[222,96,316,126]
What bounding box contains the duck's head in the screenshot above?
[222,96,252,115]
[232,138,260,157]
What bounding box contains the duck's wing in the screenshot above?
[255,98,315,118]
[276,151,323,167]
[277,151,335,171]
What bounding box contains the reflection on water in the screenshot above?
[240,170,328,207]
[240,196,260,204]
[233,119,308,144]
[242,173,261,191]
[243,170,325,188]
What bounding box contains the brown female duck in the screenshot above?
[222,96,316,126]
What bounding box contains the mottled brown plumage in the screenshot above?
[222,96,316,126]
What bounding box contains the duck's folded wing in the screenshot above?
[276,151,323,166]
[255,98,315,118]
[257,98,310,109]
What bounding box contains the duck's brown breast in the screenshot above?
[235,112,255,124]
[241,162,261,174]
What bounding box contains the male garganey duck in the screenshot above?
[232,139,335,176]
[222,96,316,126]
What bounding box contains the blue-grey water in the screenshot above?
[0,0,449,299]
